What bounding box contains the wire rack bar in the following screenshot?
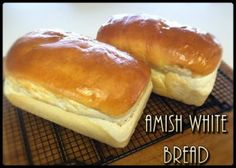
[3,69,233,165]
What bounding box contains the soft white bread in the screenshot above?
[4,74,152,148]
[151,67,217,106]
[4,30,151,118]
[96,14,222,106]
[3,30,153,147]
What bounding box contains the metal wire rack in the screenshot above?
[3,68,233,165]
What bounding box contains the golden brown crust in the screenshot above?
[4,30,150,117]
[96,14,222,75]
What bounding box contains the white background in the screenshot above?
[3,3,233,68]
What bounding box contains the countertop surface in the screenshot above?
[3,3,233,68]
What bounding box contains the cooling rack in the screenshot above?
[3,64,233,165]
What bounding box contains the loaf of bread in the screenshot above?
[3,30,152,148]
[96,14,222,106]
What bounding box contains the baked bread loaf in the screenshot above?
[96,14,222,106]
[4,30,152,148]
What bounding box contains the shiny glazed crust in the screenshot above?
[4,30,151,117]
[96,14,222,76]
